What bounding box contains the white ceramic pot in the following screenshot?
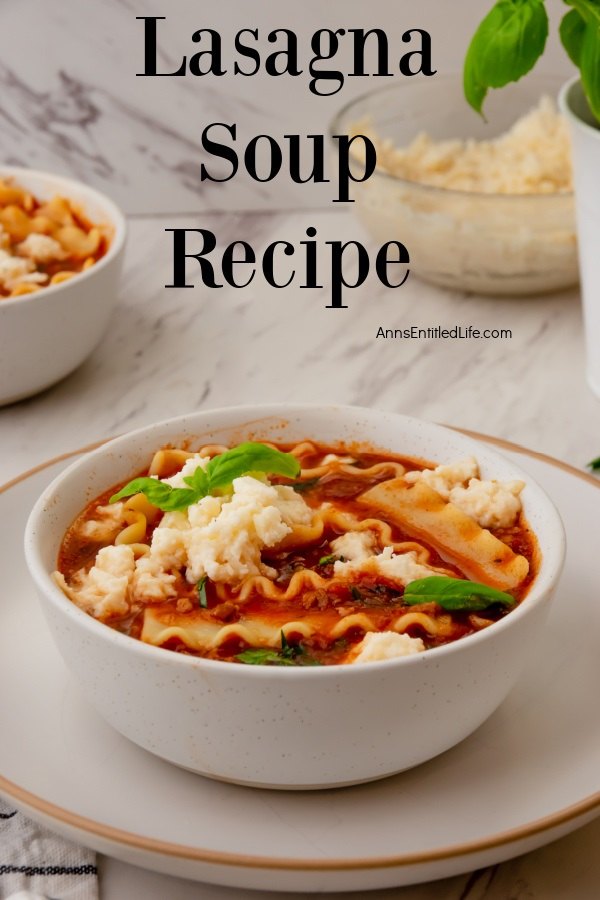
[0,166,126,406]
[24,406,566,789]
[559,78,600,398]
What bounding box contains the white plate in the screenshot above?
[1,436,599,893]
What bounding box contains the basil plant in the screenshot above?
[464,0,600,122]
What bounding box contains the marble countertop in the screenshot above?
[0,0,573,215]
[1,207,599,899]
[1,209,599,484]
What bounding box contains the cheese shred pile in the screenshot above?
[355,97,573,195]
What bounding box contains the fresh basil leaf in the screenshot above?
[236,648,296,666]
[197,575,208,608]
[110,442,301,512]
[403,576,516,611]
[236,632,322,666]
[464,0,549,115]
[206,442,300,491]
[579,8,600,121]
[182,465,209,496]
[464,34,490,115]
[478,0,549,87]
[109,477,197,512]
[560,7,587,65]
[569,0,600,29]
[319,554,337,566]
[588,455,600,470]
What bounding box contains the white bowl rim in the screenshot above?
[559,75,600,142]
[24,403,566,678]
[0,164,126,310]
[329,71,575,201]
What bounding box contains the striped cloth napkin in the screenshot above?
[0,799,97,900]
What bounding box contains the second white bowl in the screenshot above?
[0,166,126,405]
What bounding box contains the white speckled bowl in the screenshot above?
[24,405,565,789]
[0,166,126,405]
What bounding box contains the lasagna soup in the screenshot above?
[54,441,537,666]
[0,177,111,299]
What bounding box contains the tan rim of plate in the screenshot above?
[1,430,599,872]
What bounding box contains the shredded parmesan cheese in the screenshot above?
[355,97,572,195]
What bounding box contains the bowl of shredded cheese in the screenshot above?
[332,74,576,295]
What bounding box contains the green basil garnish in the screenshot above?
[236,631,321,666]
[318,554,337,566]
[587,456,600,471]
[109,442,301,512]
[403,576,516,611]
[236,648,297,666]
[197,575,208,608]
[109,478,198,512]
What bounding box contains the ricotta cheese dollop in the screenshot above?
[352,631,425,663]
[63,544,136,618]
[146,473,314,585]
[334,546,439,585]
[405,456,524,529]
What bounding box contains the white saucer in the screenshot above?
[1,436,599,893]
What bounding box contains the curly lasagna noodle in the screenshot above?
[0,177,111,299]
[54,441,537,666]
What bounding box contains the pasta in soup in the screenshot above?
[54,441,537,666]
[0,177,111,299]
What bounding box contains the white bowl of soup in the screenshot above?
[24,405,565,789]
[0,166,126,405]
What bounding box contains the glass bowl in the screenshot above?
[331,74,577,295]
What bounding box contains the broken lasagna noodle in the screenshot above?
[54,441,537,666]
[0,177,111,299]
